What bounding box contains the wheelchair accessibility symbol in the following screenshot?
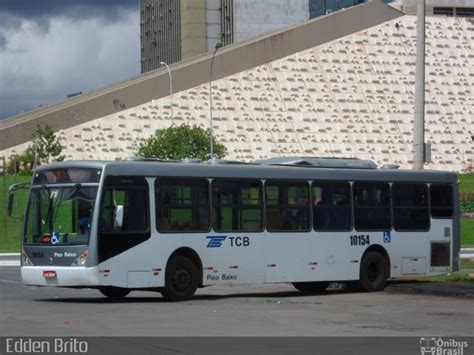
[383,231,391,243]
[51,231,60,245]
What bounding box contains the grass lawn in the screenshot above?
[458,173,474,194]
[421,271,474,283]
[461,218,474,247]
[0,175,31,252]
[460,258,474,270]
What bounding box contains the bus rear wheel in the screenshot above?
[292,281,330,294]
[99,286,130,301]
[359,251,388,292]
[161,256,198,302]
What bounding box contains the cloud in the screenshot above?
[0,0,137,23]
[0,9,140,119]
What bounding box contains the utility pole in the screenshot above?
[209,42,223,162]
[160,62,173,127]
[413,0,425,169]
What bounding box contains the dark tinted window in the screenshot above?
[100,186,149,233]
[392,184,429,230]
[266,181,310,231]
[312,182,351,231]
[156,180,210,232]
[430,185,453,218]
[433,7,454,15]
[213,180,263,231]
[98,176,150,262]
[353,183,391,230]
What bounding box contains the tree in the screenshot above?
[31,124,64,164]
[6,148,35,175]
[6,124,64,175]
[134,124,227,161]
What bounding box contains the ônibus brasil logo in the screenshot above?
[420,337,469,355]
[206,236,227,248]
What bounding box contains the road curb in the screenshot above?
[0,253,20,256]
[386,283,474,299]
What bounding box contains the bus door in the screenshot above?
[98,176,151,287]
[264,181,311,282]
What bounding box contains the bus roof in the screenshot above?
[35,159,458,184]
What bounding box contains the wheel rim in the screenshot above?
[172,268,192,291]
[367,262,380,283]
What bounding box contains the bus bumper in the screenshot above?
[21,266,100,287]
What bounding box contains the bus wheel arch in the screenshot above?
[359,245,391,292]
[167,247,204,287]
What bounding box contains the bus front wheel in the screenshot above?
[161,256,198,302]
[359,251,388,292]
[99,286,130,301]
[292,281,330,294]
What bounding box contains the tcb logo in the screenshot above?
[206,236,227,248]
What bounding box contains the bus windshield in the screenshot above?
[24,185,98,246]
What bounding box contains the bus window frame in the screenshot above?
[211,178,265,233]
[264,179,312,233]
[391,182,431,232]
[99,177,151,235]
[311,180,353,232]
[352,181,393,232]
[429,183,454,219]
[155,177,212,234]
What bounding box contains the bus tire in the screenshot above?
[99,286,130,300]
[161,256,198,302]
[359,251,388,292]
[292,281,330,294]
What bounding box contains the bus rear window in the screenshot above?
[430,185,453,218]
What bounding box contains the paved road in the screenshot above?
[1,266,473,337]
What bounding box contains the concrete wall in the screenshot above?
[233,0,309,43]
[181,0,207,60]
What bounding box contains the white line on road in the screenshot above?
[0,260,20,266]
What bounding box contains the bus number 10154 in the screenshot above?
[350,234,370,246]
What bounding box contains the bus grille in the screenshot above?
[431,243,450,267]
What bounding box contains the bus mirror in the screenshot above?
[7,194,14,217]
[115,205,124,229]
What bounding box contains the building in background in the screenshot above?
[2,1,473,172]
[391,0,474,15]
[140,0,367,73]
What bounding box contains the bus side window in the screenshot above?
[265,181,310,232]
[393,183,429,230]
[312,182,351,231]
[155,179,210,232]
[353,182,391,231]
[430,185,453,218]
[212,180,263,232]
[99,177,149,233]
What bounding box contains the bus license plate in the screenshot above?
[43,271,57,278]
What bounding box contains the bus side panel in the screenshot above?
[308,232,350,282]
[182,232,264,286]
[264,232,311,283]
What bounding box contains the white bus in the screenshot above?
[9,157,460,301]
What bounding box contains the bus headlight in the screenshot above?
[71,250,88,267]
[21,250,33,266]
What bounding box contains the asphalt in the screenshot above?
[1,265,474,338]
[2,253,474,299]
[386,281,474,299]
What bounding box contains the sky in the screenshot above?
[0,0,139,119]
